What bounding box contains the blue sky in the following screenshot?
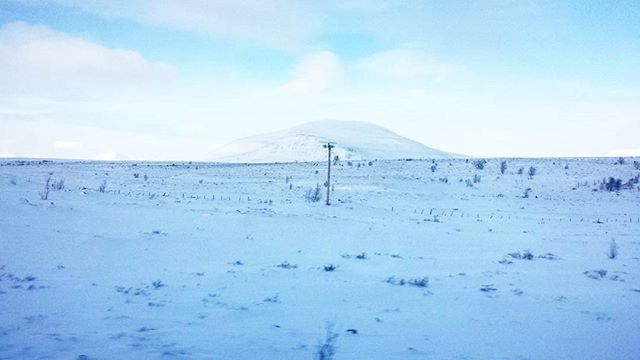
[1,0,639,160]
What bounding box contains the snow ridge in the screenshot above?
[211,120,459,163]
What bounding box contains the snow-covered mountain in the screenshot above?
[211,120,459,163]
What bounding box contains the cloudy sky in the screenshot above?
[1,1,639,160]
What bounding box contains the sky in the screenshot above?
[0,0,639,160]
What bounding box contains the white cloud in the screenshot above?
[54,140,82,149]
[97,151,118,161]
[282,51,342,93]
[47,0,316,51]
[0,21,175,97]
[357,49,454,84]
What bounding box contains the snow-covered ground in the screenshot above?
[1,157,639,359]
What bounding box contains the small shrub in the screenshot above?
[607,239,618,259]
[500,161,507,174]
[473,174,481,183]
[615,157,626,165]
[522,249,534,260]
[386,276,429,288]
[430,163,437,173]
[472,159,487,170]
[602,177,622,192]
[305,184,322,202]
[39,176,51,200]
[98,180,107,193]
[517,167,524,175]
[522,188,531,198]
[276,261,298,269]
[323,264,337,272]
[507,250,534,260]
[528,166,536,178]
[51,179,64,190]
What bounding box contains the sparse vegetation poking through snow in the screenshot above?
[528,166,537,178]
[501,251,558,264]
[341,252,367,260]
[522,188,532,198]
[98,180,107,193]
[473,174,481,183]
[584,270,608,280]
[385,276,429,288]
[615,157,626,165]
[39,176,51,200]
[305,184,322,202]
[634,160,640,170]
[517,167,524,175]
[430,162,438,173]
[480,284,497,292]
[607,239,618,259]
[315,324,338,360]
[500,161,507,174]
[473,159,487,170]
[276,261,298,269]
[323,264,337,272]
[602,177,622,192]
[507,250,534,260]
[51,179,64,190]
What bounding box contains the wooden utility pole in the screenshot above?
[323,142,335,205]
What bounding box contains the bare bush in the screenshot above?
[607,239,618,259]
[51,179,64,190]
[473,159,487,170]
[500,160,507,174]
[601,177,622,192]
[98,180,107,193]
[39,176,51,200]
[305,184,322,202]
